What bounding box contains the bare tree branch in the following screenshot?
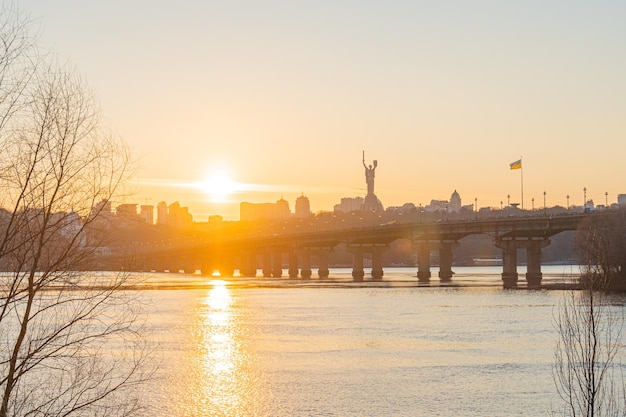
[0,4,150,417]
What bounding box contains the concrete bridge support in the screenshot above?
[496,238,551,289]
[413,241,459,283]
[438,241,459,281]
[153,256,168,273]
[218,258,234,278]
[168,255,182,273]
[350,248,365,282]
[183,255,196,274]
[272,250,283,278]
[497,239,519,289]
[262,251,272,278]
[317,251,330,279]
[200,256,215,276]
[288,251,299,279]
[239,251,257,277]
[414,243,433,282]
[371,248,384,280]
[299,251,312,279]
[525,238,551,289]
[347,244,388,281]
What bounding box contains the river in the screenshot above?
[130,266,624,416]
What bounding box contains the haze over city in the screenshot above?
[21,0,626,220]
[5,3,626,416]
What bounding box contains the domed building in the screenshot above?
[449,190,462,213]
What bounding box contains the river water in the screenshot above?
[131,266,625,416]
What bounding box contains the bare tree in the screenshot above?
[552,219,626,417]
[577,211,626,291]
[0,4,149,417]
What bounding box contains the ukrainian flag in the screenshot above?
[510,159,522,170]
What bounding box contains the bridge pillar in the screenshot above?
[350,249,365,282]
[525,238,551,289]
[414,243,432,282]
[183,257,196,274]
[239,251,257,277]
[168,255,182,273]
[438,241,459,281]
[288,251,299,279]
[371,247,385,280]
[200,255,215,276]
[272,250,283,278]
[154,255,168,273]
[299,251,312,279]
[262,251,272,278]
[218,267,234,278]
[317,251,330,279]
[218,259,234,278]
[497,239,519,289]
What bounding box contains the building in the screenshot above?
[90,200,112,219]
[168,202,193,229]
[240,198,292,222]
[155,201,193,228]
[295,194,312,218]
[385,203,416,214]
[275,197,290,218]
[140,205,154,224]
[334,197,364,214]
[425,199,448,213]
[116,204,139,221]
[449,190,462,213]
[208,215,223,229]
[618,194,626,207]
[157,201,168,225]
[59,210,84,245]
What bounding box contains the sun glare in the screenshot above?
[196,171,239,202]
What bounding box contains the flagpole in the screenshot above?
[509,158,524,208]
[519,158,524,210]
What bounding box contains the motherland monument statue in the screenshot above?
[361,151,384,212]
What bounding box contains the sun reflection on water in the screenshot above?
[207,280,231,311]
[195,280,248,416]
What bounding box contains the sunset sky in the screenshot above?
[21,0,626,220]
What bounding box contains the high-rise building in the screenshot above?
[275,197,290,218]
[295,194,311,218]
[140,205,154,224]
[157,201,168,225]
[618,194,626,206]
[168,202,193,229]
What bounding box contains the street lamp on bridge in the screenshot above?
[543,191,546,215]
[567,195,570,211]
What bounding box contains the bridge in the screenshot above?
[126,211,596,289]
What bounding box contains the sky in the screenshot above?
[19,0,626,220]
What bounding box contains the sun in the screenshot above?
[196,171,239,202]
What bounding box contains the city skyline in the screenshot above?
[20,0,626,220]
[116,187,625,226]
